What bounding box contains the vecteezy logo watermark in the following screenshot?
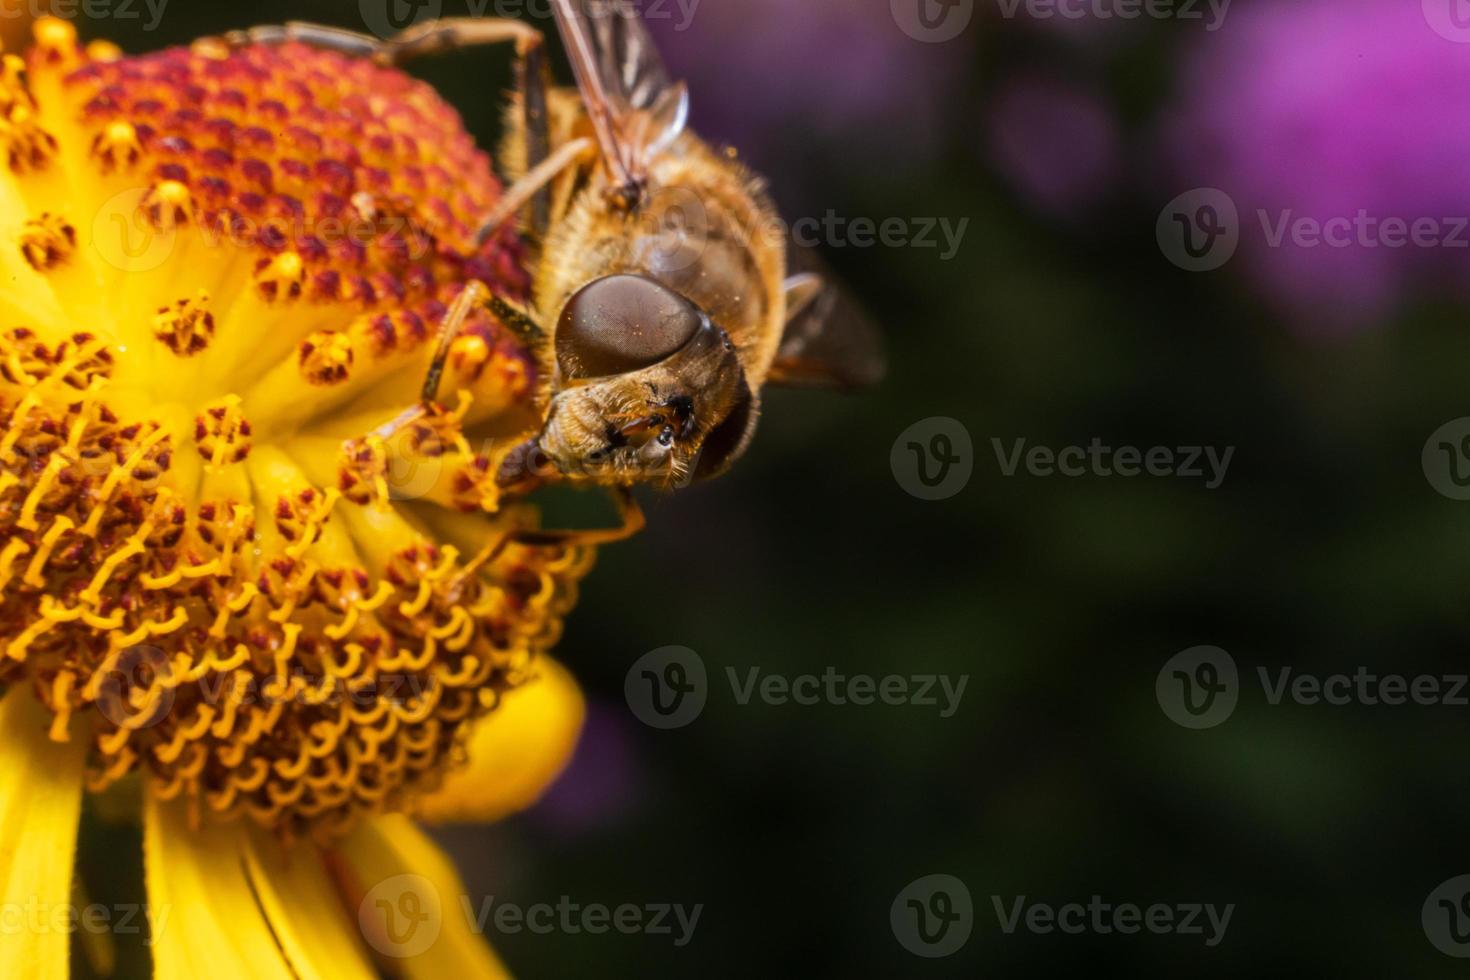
[1423,418,1470,500]
[360,874,443,959]
[993,896,1234,947]
[1158,647,1470,729]
[2,0,170,30]
[625,649,969,727]
[624,646,708,729]
[992,0,1231,31]
[1157,188,1240,273]
[891,0,975,42]
[359,876,701,953]
[1161,189,1470,271]
[1156,646,1239,729]
[463,896,702,946]
[993,439,1235,490]
[1424,0,1470,43]
[93,187,178,275]
[1424,875,1470,957]
[892,875,974,958]
[892,418,974,501]
[93,644,176,731]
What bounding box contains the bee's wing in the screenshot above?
[769,250,887,390]
[551,0,690,191]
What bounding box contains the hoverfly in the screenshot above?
[213,2,883,538]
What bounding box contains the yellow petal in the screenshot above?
[415,657,586,825]
[144,799,294,980]
[334,814,509,979]
[145,799,374,980]
[241,826,378,980]
[0,687,87,980]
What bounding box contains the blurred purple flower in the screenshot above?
[650,0,966,173]
[1165,0,1470,331]
[986,75,1123,218]
[535,701,643,834]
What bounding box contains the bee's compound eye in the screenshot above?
[557,274,704,378]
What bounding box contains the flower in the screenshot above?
[0,18,598,977]
[1164,0,1470,330]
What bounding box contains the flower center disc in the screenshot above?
[0,20,593,841]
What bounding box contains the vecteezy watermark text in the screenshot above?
[993,438,1235,490]
[2,0,169,30]
[727,667,967,718]
[992,0,1230,30]
[891,421,1234,501]
[890,876,1233,957]
[358,874,700,959]
[993,896,1234,947]
[463,896,702,947]
[0,900,168,943]
[359,0,701,41]
[784,212,969,261]
[624,647,968,728]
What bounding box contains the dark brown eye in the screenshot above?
[556,274,704,378]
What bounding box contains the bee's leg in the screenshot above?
[485,294,546,347]
[373,274,555,447]
[473,137,596,247]
[364,279,494,444]
[457,490,643,587]
[205,19,541,66]
[422,280,493,407]
[199,23,384,60]
[384,18,542,64]
[510,488,646,549]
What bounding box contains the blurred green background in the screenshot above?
[65,0,1470,975]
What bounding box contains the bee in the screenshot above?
[214,3,883,537]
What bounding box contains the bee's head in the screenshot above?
[501,274,756,490]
